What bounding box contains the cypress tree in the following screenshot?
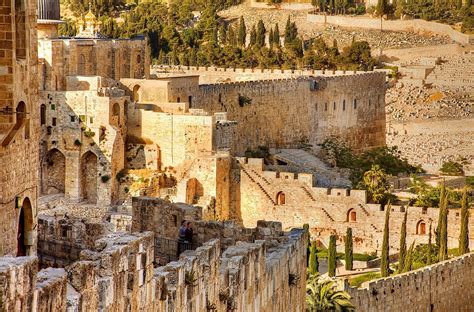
[309,241,319,274]
[269,27,274,47]
[381,203,391,277]
[398,208,408,273]
[256,19,266,48]
[427,222,432,265]
[219,23,227,46]
[238,16,247,47]
[328,234,337,277]
[403,241,415,273]
[273,24,280,47]
[345,228,353,271]
[250,25,257,47]
[436,184,446,248]
[459,187,469,255]
[438,186,448,262]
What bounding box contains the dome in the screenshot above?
[84,9,97,21]
[37,0,60,21]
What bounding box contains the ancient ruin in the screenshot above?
[1,0,473,310]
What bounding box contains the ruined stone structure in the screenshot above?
[348,251,474,311]
[237,157,474,253]
[0,0,39,256]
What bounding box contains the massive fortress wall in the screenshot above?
[195,72,386,154]
[238,158,474,253]
[348,252,474,311]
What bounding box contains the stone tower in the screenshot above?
[0,0,39,256]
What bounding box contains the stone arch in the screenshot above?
[416,220,426,235]
[80,151,98,203]
[40,104,46,125]
[17,197,33,256]
[136,54,141,64]
[347,208,357,222]
[132,85,141,102]
[78,54,86,75]
[41,148,66,195]
[112,102,120,125]
[276,191,286,205]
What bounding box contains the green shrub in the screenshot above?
[349,272,381,288]
[74,139,82,146]
[439,161,464,176]
[101,175,111,183]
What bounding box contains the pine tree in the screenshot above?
[273,24,280,48]
[250,25,257,47]
[427,222,432,265]
[256,19,266,48]
[438,185,448,262]
[459,187,469,255]
[403,241,415,273]
[238,16,247,47]
[398,208,408,273]
[381,203,391,277]
[328,234,337,277]
[309,241,319,274]
[345,228,353,271]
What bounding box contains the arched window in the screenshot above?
[78,54,86,75]
[17,197,33,256]
[16,101,29,138]
[112,103,120,116]
[276,192,286,205]
[416,220,426,235]
[40,104,46,125]
[132,85,140,102]
[347,209,356,222]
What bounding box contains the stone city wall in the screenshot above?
[35,268,68,312]
[196,73,386,154]
[0,0,39,256]
[348,251,474,311]
[307,14,474,45]
[238,158,474,253]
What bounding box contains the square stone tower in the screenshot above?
[0,0,39,256]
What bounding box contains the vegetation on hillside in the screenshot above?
[306,273,355,311]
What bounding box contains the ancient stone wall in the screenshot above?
[195,74,386,154]
[35,268,68,312]
[39,80,127,205]
[38,37,149,91]
[0,0,39,256]
[0,257,38,310]
[348,252,474,311]
[238,157,474,253]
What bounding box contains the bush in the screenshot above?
[74,139,82,146]
[349,272,381,288]
[83,128,96,138]
[244,146,270,159]
[412,244,438,266]
[238,94,252,107]
[439,161,464,176]
[101,175,111,183]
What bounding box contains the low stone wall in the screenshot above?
[347,251,474,311]
[307,14,474,45]
[35,268,68,312]
[0,257,38,311]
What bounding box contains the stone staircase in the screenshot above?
[358,204,371,216]
[301,186,316,201]
[321,208,334,222]
[241,167,276,205]
[249,168,271,185]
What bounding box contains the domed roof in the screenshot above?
[37,0,60,21]
[84,9,97,21]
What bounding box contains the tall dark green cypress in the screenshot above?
[459,187,469,255]
[249,25,257,47]
[438,185,448,262]
[345,228,353,271]
[238,16,247,47]
[427,222,432,265]
[256,19,266,48]
[309,241,319,274]
[268,27,274,47]
[402,241,415,273]
[273,24,280,47]
[436,184,446,248]
[381,203,391,277]
[328,234,337,277]
[398,208,408,273]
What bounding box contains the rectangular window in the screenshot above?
[333,102,336,110]
[70,116,75,122]
[51,104,56,110]
[90,117,94,124]
[353,99,357,109]
[324,103,328,111]
[52,117,57,126]
[315,103,317,111]
[343,100,346,111]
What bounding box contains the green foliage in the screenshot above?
[309,241,319,274]
[306,273,355,311]
[238,94,252,107]
[380,203,390,277]
[328,235,337,277]
[83,128,96,138]
[256,19,266,48]
[345,228,353,271]
[440,160,465,176]
[74,139,82,146]
[362,165,391,204]
[398,208,407,273]
[58,18,77,37]
[466,176,474,187]
[438,184,448,261]
[185,270,197,286]
[101,175,111,183]
[238,16,246,47]
[402,241,415,273]
[427,222,432,265]
[349,272,381,288]
[412,242,438,266]
[459,187,470,255]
